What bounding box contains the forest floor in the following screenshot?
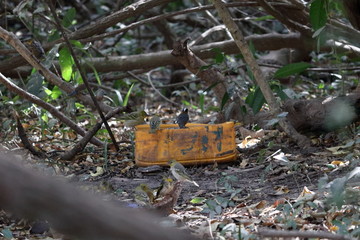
[1,119,358,239]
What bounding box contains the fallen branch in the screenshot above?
[14,111,46,157]
[0,151,196,240]
[57,0,174,41]
[1,33,307,75]
[60,106,126,160]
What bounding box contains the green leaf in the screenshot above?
[27,72,44,96]
[44,87,53,97]
[190,197,205,204]
[49,86,62,99]
[215,52,225,64]
[1,228,13,239]
[59,47,74,81]
[265,118,280,127]
[13,0,33,16]
[86,63,101,85]
[73,71,83,84]
[203,81,220,93]
[70,40,83,48]
[75,102,85,108]
[347,167,360,181]
[48,118,58,128]
[252,88,265,113]
[48,30,61,42]
[271,84,288,100]
[248,40,256,57]
[329,177,347,208]
[245,86,265,114]
[254,15,275,21]
[182,100,190,106]
[220,92,230,110]
[123,83,134,107]
[93,69,101,85]
[215,205,222,214]
[318,82,325,89]
[113,89,123,106]
[274,62,311,78]
[310,0,327,31]
[41,112,48,123]
[199,64,213,70]
[246,65,254,81]
[62,8,76,27]
[212,48,225,64]
[312,25,326,38]
[199,92,205,114]
[43,44,60,68]
[181,100,198,110]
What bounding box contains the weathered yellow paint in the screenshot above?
[135,122,237,166]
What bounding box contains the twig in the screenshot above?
[189,25,227,47]
[128,70,201,88]
[256,0,312,36]
[77,2,294,44]
[14,111,46,157]
[61,106,126,160]
[207,219,214,240]
[0,26,113,113]
[240,62,360,72]
[146,70,181,106]
[0,73,104,147]
[64,0,174,41]
[127,71,151,86]
[213,0,310,148]
[193,0,233,41]
[160,79,201,88]
[287,0,306,10]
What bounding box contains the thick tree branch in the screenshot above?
[0,152,196,240]
[1,33,308,76]
[56,0,174,42]
[48,1,295,45]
